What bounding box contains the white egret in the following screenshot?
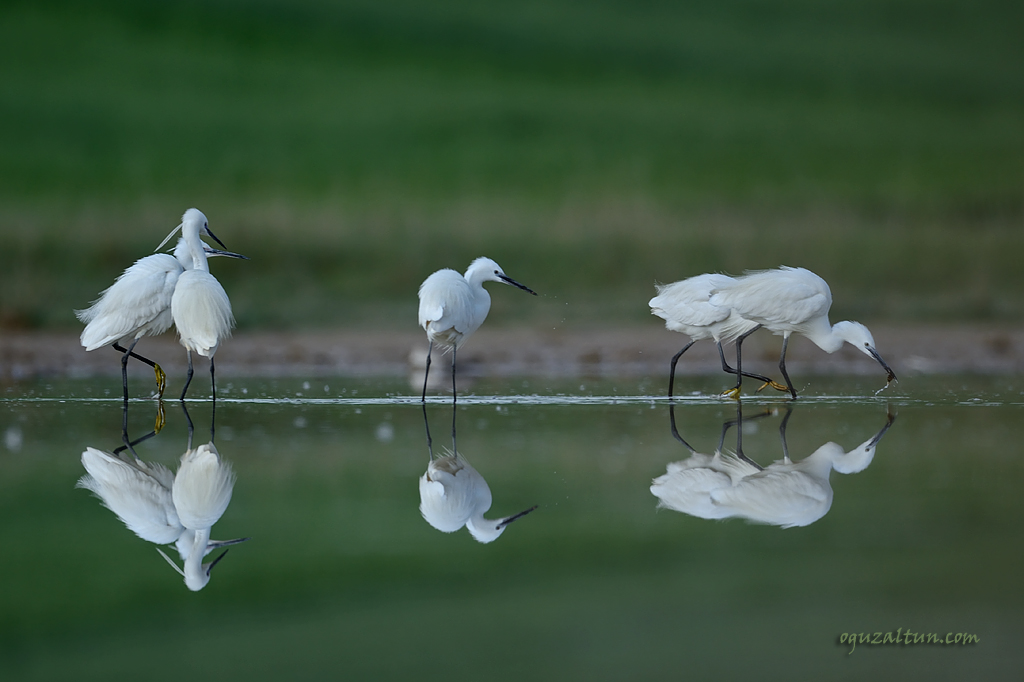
[649,273,787,397]
[709,266,897,398]
[160,441,247,590]
[418,257,537,401]
[419,449,536,543]
[160,208,242,401]
[708,412,894,527]
[77,225,246,401]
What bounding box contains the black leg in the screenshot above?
[113,341,166,398]
[778,335,797,399]
[421,402,433,459]
[668,403,696,452]
[180,350,194,401]
[778,405,794,461]
[451,395,458,455]
[210,356,216,401]
[667,340,695,398]
[724,325,761,395]
[118,338,142,403]
[181,400,195,451]
[421,341,432,402]
[210,392,216,443]
[717,340,781,387]
[451,346,457,404]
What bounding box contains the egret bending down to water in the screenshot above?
[649,273,786,397]
[709,266,897,398]
[419,450,537,543]
[77,222,243,401]
[418,257,536,401]
[159,442,247,591]
[159,208,242,401]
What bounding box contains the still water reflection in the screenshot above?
[419,403,537,543]
[2,375,1023,681]
[652,404,895,527]
[76,401,248,591]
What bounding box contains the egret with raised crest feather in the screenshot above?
[78,220,246,401]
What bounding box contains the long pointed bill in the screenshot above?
[203,226,229,250]
[497,505,538,528]
[204,549,230,576]
[497,274,538,296]
[868,347,898,385]
[869,410,897,447]
[207,537,251,549]
[154,223,183,252]
[204,247,250,260]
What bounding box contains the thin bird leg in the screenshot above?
[117,338,142,403]
[421,402,433,459]
[210,392,216,443]
[451,391,458,456]
[181,401,195,451]
[716,340,786,392]
[451,346,457,405]
[667,340,696,398]
[778,405,794,462]
[668,403,697,453]
[180,350,194,401]
[730,401,762,469]
[778,335,797,399]
[112,342,167,399]
[210,357,217,401]
[421,341,433,402]
[721,326,761,398]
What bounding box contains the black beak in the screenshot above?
[868,347,897,384]
[205,248,250,260]
[204,226,229,250]
[497,274,538,296]
[206,549,230,576]
[497,505,538,529]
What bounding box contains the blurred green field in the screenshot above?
[1,0,1022,330]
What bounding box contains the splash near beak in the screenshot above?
[868,347,898,385]
[497,274,538,296]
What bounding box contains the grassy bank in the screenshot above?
[1,0,1021,329]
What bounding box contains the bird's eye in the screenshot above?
[494,270,500,275]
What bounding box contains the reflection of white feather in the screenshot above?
[77,447,183,545]
[172,442,236,530]
[419,451,533,544]
[651,452,758,520]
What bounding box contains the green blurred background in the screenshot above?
[2,0,1022,331]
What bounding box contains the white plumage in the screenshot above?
[649,273,785,396]
[419,450,536,544]
[165,208,241,400]
[417,257,536,400]
[708,266,897,398]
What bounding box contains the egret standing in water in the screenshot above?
[709,266,897,398]
[77,222,244,401]
[159,208,243,401]
[418,257,536,401]
[649,273,787,397]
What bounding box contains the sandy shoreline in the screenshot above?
[3,324,1024,382]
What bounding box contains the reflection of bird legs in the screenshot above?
[181,401,195,451]
[113,341,166,400]
[721,400,770,470]
[422,402,434,460]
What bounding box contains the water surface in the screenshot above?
[2,375,1021,680]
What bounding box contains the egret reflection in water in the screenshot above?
[419,403,537,543]
[652,403,896,527]
[77,401,248,590]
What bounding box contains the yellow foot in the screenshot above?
[154,400,166,434]
[756,380,789,393]
[720,386,742,400]
[154,364,167,399]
